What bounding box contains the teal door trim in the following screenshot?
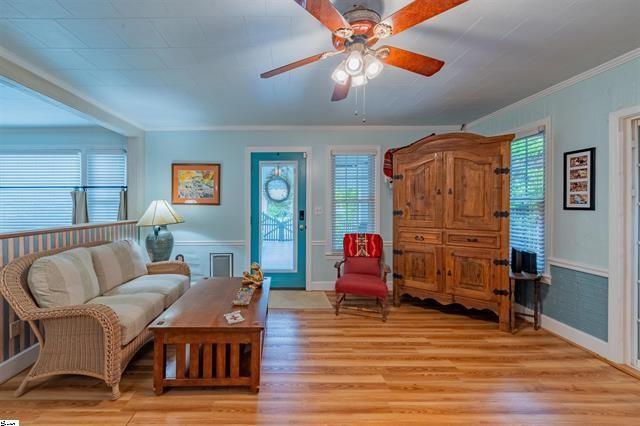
[250,152,306,289]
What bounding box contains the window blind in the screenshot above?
[87,150,127,223]
[510,132,546,272]
[0,151,81,233]
[330,152,377,252]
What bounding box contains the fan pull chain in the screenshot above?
[362,85,367,123]
[354,87,358,116]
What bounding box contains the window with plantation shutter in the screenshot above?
[510,131,546,273]
[330,150,378,253]
[87,150,127,223]
[0,151,81,233]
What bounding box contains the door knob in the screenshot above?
[299,224,306,231]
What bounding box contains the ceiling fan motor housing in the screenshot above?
[332,6,381,49]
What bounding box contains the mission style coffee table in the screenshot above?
[150,277,270,394]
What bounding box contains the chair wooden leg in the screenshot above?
[335,293,342,316]
[381,297,388,322]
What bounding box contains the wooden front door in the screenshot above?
[444,151,502,231]
[445,247,498,302]
[395,153,443,228]
[397,244,442,292]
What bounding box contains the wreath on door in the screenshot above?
[264,171,290,203]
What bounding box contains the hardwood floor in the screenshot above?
[2,300,640,425]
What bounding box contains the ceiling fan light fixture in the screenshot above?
[345,51,364,76]
[351,73,367,88]
[331,61,350,85]
[364,54,384,79]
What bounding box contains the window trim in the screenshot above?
[325,145,381,257]
[508,117,552,280]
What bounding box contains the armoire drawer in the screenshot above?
[397,227,442,245]
[444,231,500,248]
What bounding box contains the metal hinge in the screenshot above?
[392,174,404,180]
[493,210,509,218]
[493,289,510,296]
[393,210,403,217]
[493,259,509,266]
[393,273,403,280]
[494,167,510,175]
[393,249,403,255]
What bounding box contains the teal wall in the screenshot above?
[144,127,454,283]
[470,57,640,340]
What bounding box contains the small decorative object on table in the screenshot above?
[233,287,255,306]
[224,310,245,324]
[242,262,264,288]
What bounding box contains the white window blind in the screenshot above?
[510,132,546,273]
[330,152,377,252]
[87,150,127,223]
[0,151,81,233]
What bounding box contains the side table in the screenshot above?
[509,271,544,332]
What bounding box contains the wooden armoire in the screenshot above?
[392,132,514,331]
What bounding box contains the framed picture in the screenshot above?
[172,163,220,205]
[563,148,595,210]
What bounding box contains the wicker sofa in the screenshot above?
[0,239,190,399]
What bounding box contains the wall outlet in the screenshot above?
[314,206,324,215]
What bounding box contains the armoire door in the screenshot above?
[397,244,443,292]
[445,247,498,302]
[444,151,502,231]
[395,153,442,228]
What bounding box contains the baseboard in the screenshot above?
[310,280,393,291]
[0,344,39,384]
[514,304,609,358]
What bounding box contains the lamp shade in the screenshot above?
[137,200,184,227]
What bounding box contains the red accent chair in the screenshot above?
[334,233,391,321]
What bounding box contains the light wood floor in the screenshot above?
[2,300,640,425]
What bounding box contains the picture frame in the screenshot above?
[171,163,220,205]
[563,147,595,210]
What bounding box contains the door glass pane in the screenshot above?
[259,161,297,272]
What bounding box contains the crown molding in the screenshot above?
[0,47,144,137]
[468,48,640,128]
[144,125,461,132]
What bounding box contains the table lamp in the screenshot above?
[137,200,184,262]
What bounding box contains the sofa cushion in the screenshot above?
[104,274,189,308]
[88,293,164,345]
[335,273,388,299]
[28,247,100,308]
[90,240,148,294]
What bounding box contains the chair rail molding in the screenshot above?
[174,240,246,246]
[547,257,608,278]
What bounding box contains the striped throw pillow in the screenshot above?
[28,247,100,308]
[90,240,148,294]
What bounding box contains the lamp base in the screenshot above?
[145,225,174,262]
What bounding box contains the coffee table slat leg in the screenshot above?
[189,343,200,378]
[216,344,226,378]
[230,344,240,378]
[202,344,213,378]
[153,334,165,395]
[176,344,186,379]
[250,332,262,392]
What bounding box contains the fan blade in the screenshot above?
[380,46,444,77]
[293,0,352,35]
[260,52,330,79]
[331,76,351,102]
[378,0,468,38]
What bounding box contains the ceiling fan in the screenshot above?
[260,0,469,102]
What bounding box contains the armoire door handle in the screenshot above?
[467,238,478,242]
[447,270,452,276]
[437,270,441,275]
[436,188,441,195]
[448,188,453,195]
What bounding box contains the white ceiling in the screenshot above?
[0,79,94,126]
[0,0,638,128]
